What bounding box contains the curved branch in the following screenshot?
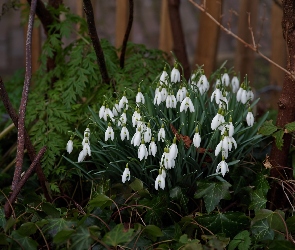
[83,0,110,85]
[12,0,37,191]
[120,0,134,69]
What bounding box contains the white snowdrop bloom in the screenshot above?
[84,128,90,138]
[161,168,166,179]
[158,125,165,142]
[189,73,197,85]
[161,87,168,101]
[218,95,229,110]
[221,136,230,153]
[136,88,145,105]
[161,148,175,169]
[216,158,229,177]
[236,87,243,102]
[197,75,209,95]
[83,140,91,157]
[99,104,105,119]
[103,106,114,122]
[222,73,230,86]
[211,87,222,105]
[176,86,187,103]
[148,138,157,156]
[169,139,178,160]
[144,124,152,143]
[138,141,148,161]
[246,110,254,127]
[231,76,239,93]
[166,94,176,108]
[66,139,73,154]
[215,140,223,157]
[132,109,141,127]
[155,172,165,190]
[193,132,201,148]
[211,111,225,130]
[180,95,195,113]
[154,87,163,105]
[105,124,114,141]
[229,136,237,150]
[137,119,146,132]
[120,125,129,141]
[78,149,86,162]
[160,69,168,85]
[241,89,248,104]
[247,88,254,101]
[112,102,120,116]
[131,128,141,146]
[118,94,128,111]
[122,165,130,183]
[118,111,127,126]
[221,121,235,137]
[171,66,180,83]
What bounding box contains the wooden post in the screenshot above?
[194,0,222,77]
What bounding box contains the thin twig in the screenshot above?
[188,0,294,79]
[0,78,51,202]
[12,0,37,191]
[83,0,110,85]
[120,0,134,69]
[4,146,47,218]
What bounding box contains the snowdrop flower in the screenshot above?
[105,123,114,141]
[122,164,130,183]
[136,88,145,105]
[138,140,148,161]
[120,125,129,141]
[197,74,209,95]
[180,94,195,113]
[211,86,222,105]
[118,110,127,126]
[144,123,152,143]
[112,101,120,116]
[132,108,141,127]
[219,94,229,110]
[216,157,229,177]
[161,148,175,169]
[83,139,91,157]
[176,86,187,103]
[211,110,225,130]
[221,73,230,87]
[237,84,247,104]
[158,124,165,142]
[161,87,168,101]
[246,109,254,127]
[148,138,157,156]
[66,137,73,154]
[169,137,178,160]
[131,127,142,146]
[99,103,106,119]
[247,87,254,102]
[78,150,86,162]
[103,105,114,122]
[160,68,168,85]
[161,168,166,179]
[231,76,239,93]
[166,93,177,108]
[221,118,234,137]
[137,119,146,132]
[193,127,201,148]
[154,86,163,105]
[84,127,90,138]
[155,169,165,190]
[171,64,180,83]
[118,93,128,111]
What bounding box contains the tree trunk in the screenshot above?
[168,0,190,80]
[269,0,295,210]
[159,0,173,62]
[115,0,129,49]
[234,0,258,83]
[269,2,286,110]
[194,0,222,77]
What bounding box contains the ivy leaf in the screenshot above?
[268,240,295,249]
[71,226,94,250]
[0,209,6,229]
[286,215,295,233]
[252,209,286,232]
[129,178,143,191]
[249,189,267,210]
[228,230,251,250]
[102,224,134,247]
[251,218,274,241]
[170,186,189,214]
[88,194,112,211]
[53,229,75,244]
[17,222,37,236]
[196,212,250,238]
[11,231,38,250]
[44,218,76,237]
[285,121,295,133]
[258,120,277,135]
[253,174,269,196]
[273,130,284,150]
[143,225,164,242]
[195,181,231,213]
[0,233,8,246]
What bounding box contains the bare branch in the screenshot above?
[120,0,134,69]
[83,0,110,85]
[4,146,47,218]
[13,0,37,191]
[188,0,294,79]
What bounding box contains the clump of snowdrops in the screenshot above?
[66,62,267,191]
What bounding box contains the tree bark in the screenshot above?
[234,0,258,83]
[168,0,190,80]
[269,0,295,210]
[194,0,222,77]
[115,0,129,49]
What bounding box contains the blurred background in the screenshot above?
[0,0,285,111]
